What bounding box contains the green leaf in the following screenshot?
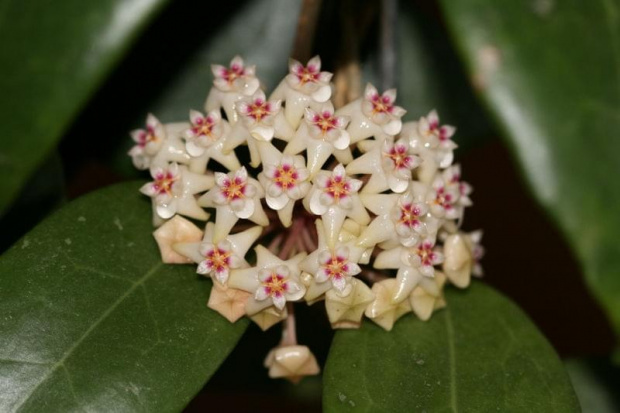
[0,0,170,215]
[111,0,304,178]
[566,358,620,413]
[437,0,620,350]
[323,283,579,412]
[0,182,247,411]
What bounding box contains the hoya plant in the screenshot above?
[0,0,618,411]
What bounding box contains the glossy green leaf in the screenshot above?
[111,0,303,177]
[437,0,620,350]
[0,0,169,215]
[323,283,579,412]
[0,182,247,411]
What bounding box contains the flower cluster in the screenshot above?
[130,56,484,382]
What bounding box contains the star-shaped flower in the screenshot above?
[128,113,165,170]
[324,278,375,329]
[264,345,320,383]
[250,306,288,331]
[409,271,447,321]
[140,162,214,224]
[222,90,283,167]
[173,222,261,285]
[357,183,438,249]
[338,83,406,144]
[364,279,412,331]
[153,215,203,264]
[129,114,192,171]
[207,283,251,323]
[270,56,332,128]
[198,167,268,242]
[427,170,471,221]
[184,109,240,173]
[257,144,311,227]
[284,103,352,177]
[301,220,365,300]
[403,110,457,182]
[205,55,260,123]
[346,137,420,194]
[306,164,369,247]
[374,238,444,303]
[228,245,306,314]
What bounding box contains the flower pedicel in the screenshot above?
[128,55,485,383]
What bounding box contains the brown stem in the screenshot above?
[291,0,323,62]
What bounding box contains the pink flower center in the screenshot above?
[312,111,338,133]
[262,273,288,298]
[434,187,454,210]
[221,177,247,201]
[221,63,245,84]
[295,65,319,85]
[274,164,298,190]
[153,171,177,195]
[246,99,271,121]
[325,175,350,202]
[192,116,216,139]
[205,248,231,273]
[370,94,393,115]
[399,203,422,229]
[323,255,349,280]
[386,144,414,170]
[138,126,158,147]
[416,243,436,267]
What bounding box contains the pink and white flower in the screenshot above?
[346,138,420,194]
[361,84,406,132]
[140,163,182,218]
[237,91,282,129]
[262,155,310,210]
[285,56,333,95]
[403,239,445,277]
[128,114,166,169]
[211,55,258,93]
[213,167,258,219]
[198,240,242,285]
[310,164,362,212]
[228,246,306,314]
[315,246,362,292]
[185,110,225,155]
[408,110,457,169]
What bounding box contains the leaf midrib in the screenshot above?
[13,261,164,411]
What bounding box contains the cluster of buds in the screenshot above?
[130,55,484,383]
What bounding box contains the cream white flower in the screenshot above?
[301,220,364,300]
[365,279,412,331]
[205,55,260,123]
[264,345,320,383]
[270,56,332,128]
[198,167,268,242]
[403,110,457,182]
[173,222,261,285]
[307,164,369,247]
[128,113,165,170]
[338,83,406,144]
[346,137,420,194]
[228,245,306,314]
[442,230,484,287]
[184,109,240,173]
[284,103,352,177]
[140,163,213,224]
[358,184,438,249]
[374,239,444,303]
[257,144,311,227]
